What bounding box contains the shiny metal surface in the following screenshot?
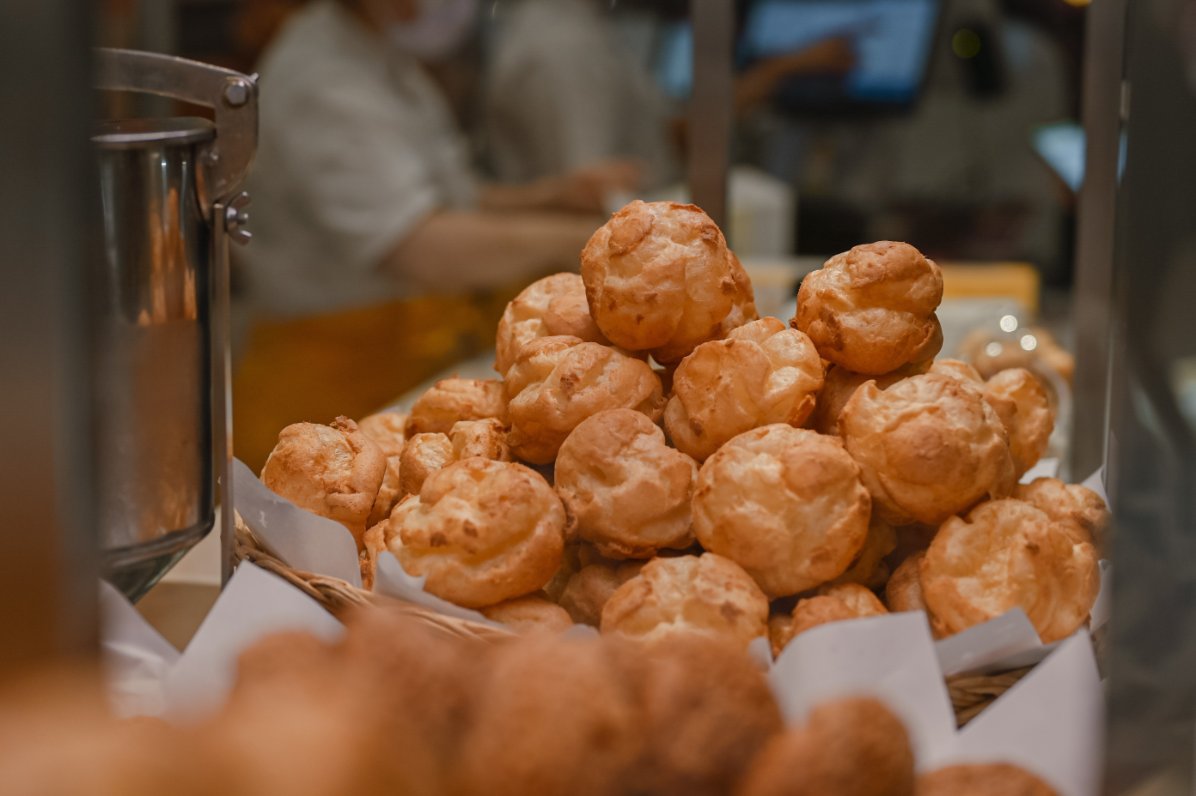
[94,130,214,600]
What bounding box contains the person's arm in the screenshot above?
[381,209,603,291]
[477,159,642,215]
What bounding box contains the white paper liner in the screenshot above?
[769,612,959,770]
[99,580,180,718]
[163,563,344,721]
[372,552,500,628]
[232,458,362,587]
[1020,457,1061,484]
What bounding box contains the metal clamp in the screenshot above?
[94,48,258,209]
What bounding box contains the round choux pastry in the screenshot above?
[770,584,889,656]
[794,241,944,376]
[558,559,646,626]
[840,373,1016,526]
[448,418,511,462]
[664,318,825,461]
[920,498,1099,642]
[555,409,697,559]
[928,358,983,383]
[455,635,642,796]
[580,200,752,363]
[1015,477,1108,547]
[736,697,916,796]
[616,635,783,796]
[503,336,664,465]
[494,273,609,376]
[358,412,408,527]
[600,553,769,649]
[982,368,1055,478]
[261,416,387,549]
[692,425,870,597]
[398,433,454,498]
[916,763,1058,796]
[885,552,928,614]
[384,458,566,608]
[405,378,507,436]
[830,518,898,590]
[480,594,574,633]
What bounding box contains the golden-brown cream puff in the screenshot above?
[260,416,387,549]
[384,458,566,608]
[830,518,898,590]
[405,378,507,436]
[693,425,870,597]
[921,498,1099,642]
[770,584,889,656]
[916,763,1058,796]
[555,409,697,559]
[494,273,609,376]
[794,241,943,376]
[664,318,825,461]
[480,594,574,633]
[601,553,769,649]
[398,433,455,499]
[982,368,1055,478]
[581,200,754,364]
[558,559,646,626]
[1015,477,1108,548]
[504,336,664,465]
[840,373,1016,526]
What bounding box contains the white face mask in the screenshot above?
[388,0,479,62]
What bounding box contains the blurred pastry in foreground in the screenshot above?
[381,458,566,608]
[558,559,646,626]
[405,377,507,436]
[770,584,889,656]
[794,241,943,376]
[737,696,916,796]
[693,425,870,597]
[555,409,697,558]
[1015,477,1108,547]
[831,517,898,590]
[982,368,1055,478]
[480,594,573,633]
[504,336,663,464]
[916,763,1058,796]
[261,416,387,549]
[840,373,1015,526]
[620,636,783,796]
[601,553,769,649]
[921,498,1099,642]
[455,635,641,796]
[664,318,825,461]
[580,200,753,363]
[959,324,1075,385]
[494,272,609,376]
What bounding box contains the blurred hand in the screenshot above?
[547,159,644,214]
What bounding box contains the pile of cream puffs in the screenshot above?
[260,200,1105,654]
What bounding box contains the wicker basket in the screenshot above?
[234,516,1029,725]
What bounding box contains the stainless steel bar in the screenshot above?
[212,200,237,585]
[688,0,734,230]
[0,1,99,667]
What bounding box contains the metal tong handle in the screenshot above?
[94,48,258,208]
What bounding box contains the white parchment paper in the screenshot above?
[99,580,179,718]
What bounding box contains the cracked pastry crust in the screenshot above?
[600,553,769,649]
[503,336,664,465]
[1014,477,1108,548]
[982,368,1055,478]
[398,419,512,499]
[405,378,508,436]
[358,411,408,527]
[769,583,889,656]
[580,200,755,364]
[830,517,898,590]
[794,241,944,375]
[494,273,609,376]
[664,317,825,462]
[261,416,387,549]
[555,409,697,559]
[384,458,566,608]
[840,373,1016,526]
[692,425,870,597]
[920,498,1099,642]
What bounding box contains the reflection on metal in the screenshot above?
[688,0,734,229]
[1103,0,1196,791]
[93,50,257,596]
[1069,0,1127,483]
[0,1,99,667]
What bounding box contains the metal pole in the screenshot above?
[0,1,99,669]
[688,0,734,231]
